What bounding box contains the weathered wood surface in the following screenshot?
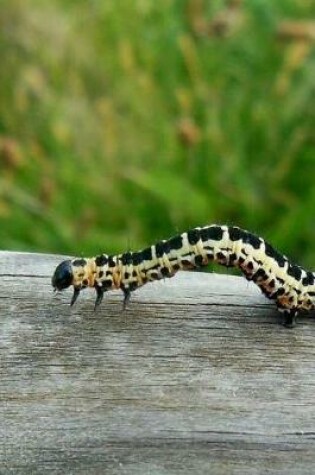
[0,251,315,474]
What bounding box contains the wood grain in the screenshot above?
[0,251,314,474]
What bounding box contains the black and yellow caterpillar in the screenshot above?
[52,225,315,327]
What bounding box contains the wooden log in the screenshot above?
[0,251,314,474]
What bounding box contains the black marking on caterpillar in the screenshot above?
[51,225,315,328]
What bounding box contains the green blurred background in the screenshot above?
[0,0,314,266]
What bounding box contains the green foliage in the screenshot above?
[0,0,314,267]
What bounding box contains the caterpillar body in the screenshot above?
[52,225,315,327]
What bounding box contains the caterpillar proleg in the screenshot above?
[52,225,315,327]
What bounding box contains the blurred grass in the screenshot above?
[0,0,314,267]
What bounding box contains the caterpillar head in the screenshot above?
[52,259,83,306]
[52,258,103,308]
[52,260,73,291]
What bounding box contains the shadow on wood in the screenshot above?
[0,251,314,474]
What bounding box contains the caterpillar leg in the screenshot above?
[122,288,131,310]
[94,285,105,310]
[70,287,81,307]
[281,309,297,328]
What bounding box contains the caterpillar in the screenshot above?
[52,225,315,327]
